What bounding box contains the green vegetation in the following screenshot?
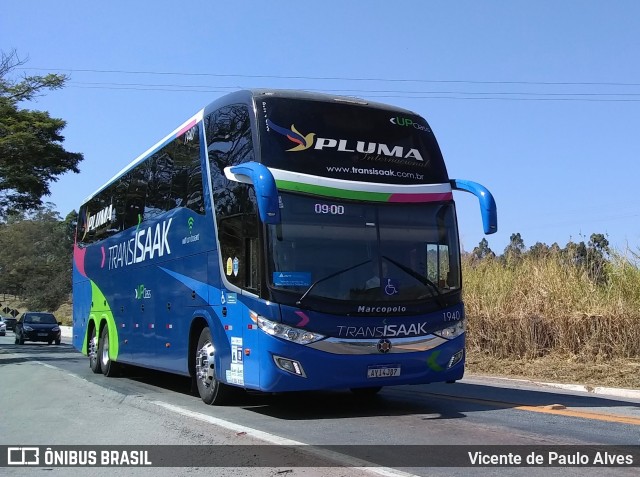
[0,206,76,312]
[0,50,83,218]
[0,50,80,315]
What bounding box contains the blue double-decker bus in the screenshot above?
[73,90,497,404]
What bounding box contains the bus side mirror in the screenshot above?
[450,179,498,235]
[225,162,281,224]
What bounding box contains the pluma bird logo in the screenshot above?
[267,119,315,151]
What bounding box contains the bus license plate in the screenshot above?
[367,365,401,378]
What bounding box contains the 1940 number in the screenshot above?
[443,310,462,321]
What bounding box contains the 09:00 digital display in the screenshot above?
[314,203,345,215]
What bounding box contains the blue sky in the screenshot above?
[3,1,640,255]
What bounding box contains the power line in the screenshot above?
[67,81,640,97]
[66,84,640,102]
[20,66,640,102]
[21,67,640,87]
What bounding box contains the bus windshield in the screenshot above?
[267,193,460,306]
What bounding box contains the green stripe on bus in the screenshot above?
[275,180,392,201]
[83,280,119,360]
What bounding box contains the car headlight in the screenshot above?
[434,320,465,339]
[24,325,34,331]
[52,326,60,332]
[254,313,325,345]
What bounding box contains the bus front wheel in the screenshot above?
[194,327,232,405]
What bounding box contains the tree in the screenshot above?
[503,232,525,264]
[528,241,550,259]
[0,50,83,218]
[0,204,73,310]
[562,233,610,284]
[471,238,495,261]
[586,233,610,283]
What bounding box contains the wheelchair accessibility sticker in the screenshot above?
[383,278,399,296]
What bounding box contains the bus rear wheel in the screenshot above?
[194,327,232,405]
[89,332,101,374]
[99,326,119,377]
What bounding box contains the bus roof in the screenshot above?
[203,89,420,117]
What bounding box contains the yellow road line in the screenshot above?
[417,391,640,426]
[512,403,640,426]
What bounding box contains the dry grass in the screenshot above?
[466,352,640,389]
[463,251,640,389]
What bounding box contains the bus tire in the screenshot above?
[350,386,382,397]
[194,327,232,405]
[89,330,102,374]
[99,326,119,377]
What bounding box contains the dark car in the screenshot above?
[3,316,17,331]
[14,312,62,345]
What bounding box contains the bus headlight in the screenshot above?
[434,320,465,339]
[256,315,325,345]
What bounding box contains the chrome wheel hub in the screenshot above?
[101,334,109,367]
[89,336,98,362]
[195,341,216,388]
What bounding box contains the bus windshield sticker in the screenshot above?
[384,278,400,296]
[228,337,244,385]
[273,272,312,287]
[232,257,239,277]
[226,257,233,276]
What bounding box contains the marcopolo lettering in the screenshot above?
[108,218,172,270]
[358,305,407,313]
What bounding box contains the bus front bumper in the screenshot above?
[251,333,465,392]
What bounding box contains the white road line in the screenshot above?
[36,360,91,382]
[30,360,419,476]
[151,400,419,477]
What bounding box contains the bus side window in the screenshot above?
[217,190,259,293]
[206,103,260,293]
[124,170,147,230]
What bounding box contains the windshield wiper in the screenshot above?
[381,255,444,306]
[296,259,371,307]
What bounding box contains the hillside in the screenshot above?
[0,294,72,325]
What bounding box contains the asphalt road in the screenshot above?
[1,331,639,477]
